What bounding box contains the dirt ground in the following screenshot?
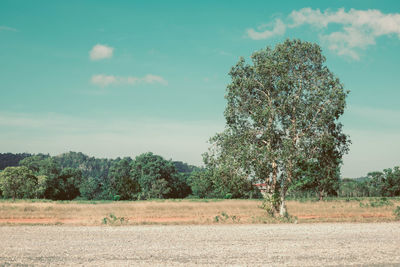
[1,223,399,266]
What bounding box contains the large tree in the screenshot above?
[210,39,350,216]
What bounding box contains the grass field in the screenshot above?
[0,198,399,225]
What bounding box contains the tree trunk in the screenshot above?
[263,162,280,216]
[272,161,277,188]
[279,197,286,216]
[279,186,287,216]
[279,165,293,217]
[319,189,324,201]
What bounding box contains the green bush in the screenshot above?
[213,211,240,223]
[224,193,232,199]
[102,213,128,225]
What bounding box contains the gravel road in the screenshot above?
[1,223,399,266]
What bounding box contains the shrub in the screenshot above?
[102,213,128,225]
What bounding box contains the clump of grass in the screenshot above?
[102,213,128,225]
[393,206,400,220]
[214,211,240,223]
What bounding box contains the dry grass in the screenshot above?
[0,198,399,225]
[289,198,400,223]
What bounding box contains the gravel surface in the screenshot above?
[1,223,399,266]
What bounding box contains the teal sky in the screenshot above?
[1,0,399,177]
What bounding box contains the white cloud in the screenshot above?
[289,8,400,35]
[247,19,286,40]
[90,74,168,87]
[89,44,114,61]
[141,74,168,85]
[247,8,400,59]
[0,26,17,32]
[91,74,117,87]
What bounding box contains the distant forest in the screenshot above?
[0,152,261,200]
[0,152,399,200]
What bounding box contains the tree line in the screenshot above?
[0,152,261,200]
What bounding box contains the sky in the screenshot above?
[0,0,399,178]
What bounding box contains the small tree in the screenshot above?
[0,166,38,200]
[209,39,350,216]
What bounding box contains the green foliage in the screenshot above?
[0,151,201,201]
[19,154,51,173]
[188,171,214,198]
[55,152,114,199]
[131,153,178,199]
[79,176,101,200]
[107,157,139,200]
[36,175,48,198]
[368,167,400,197]
[0,166,38,200]
[339,166,400,198]
[214,211,240,223]
[55,152,113,182]
[20,155,82,200]
[224,193,232,199]
[169,173,192,198]
[292,151,341,200]
[55,168,82,200]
